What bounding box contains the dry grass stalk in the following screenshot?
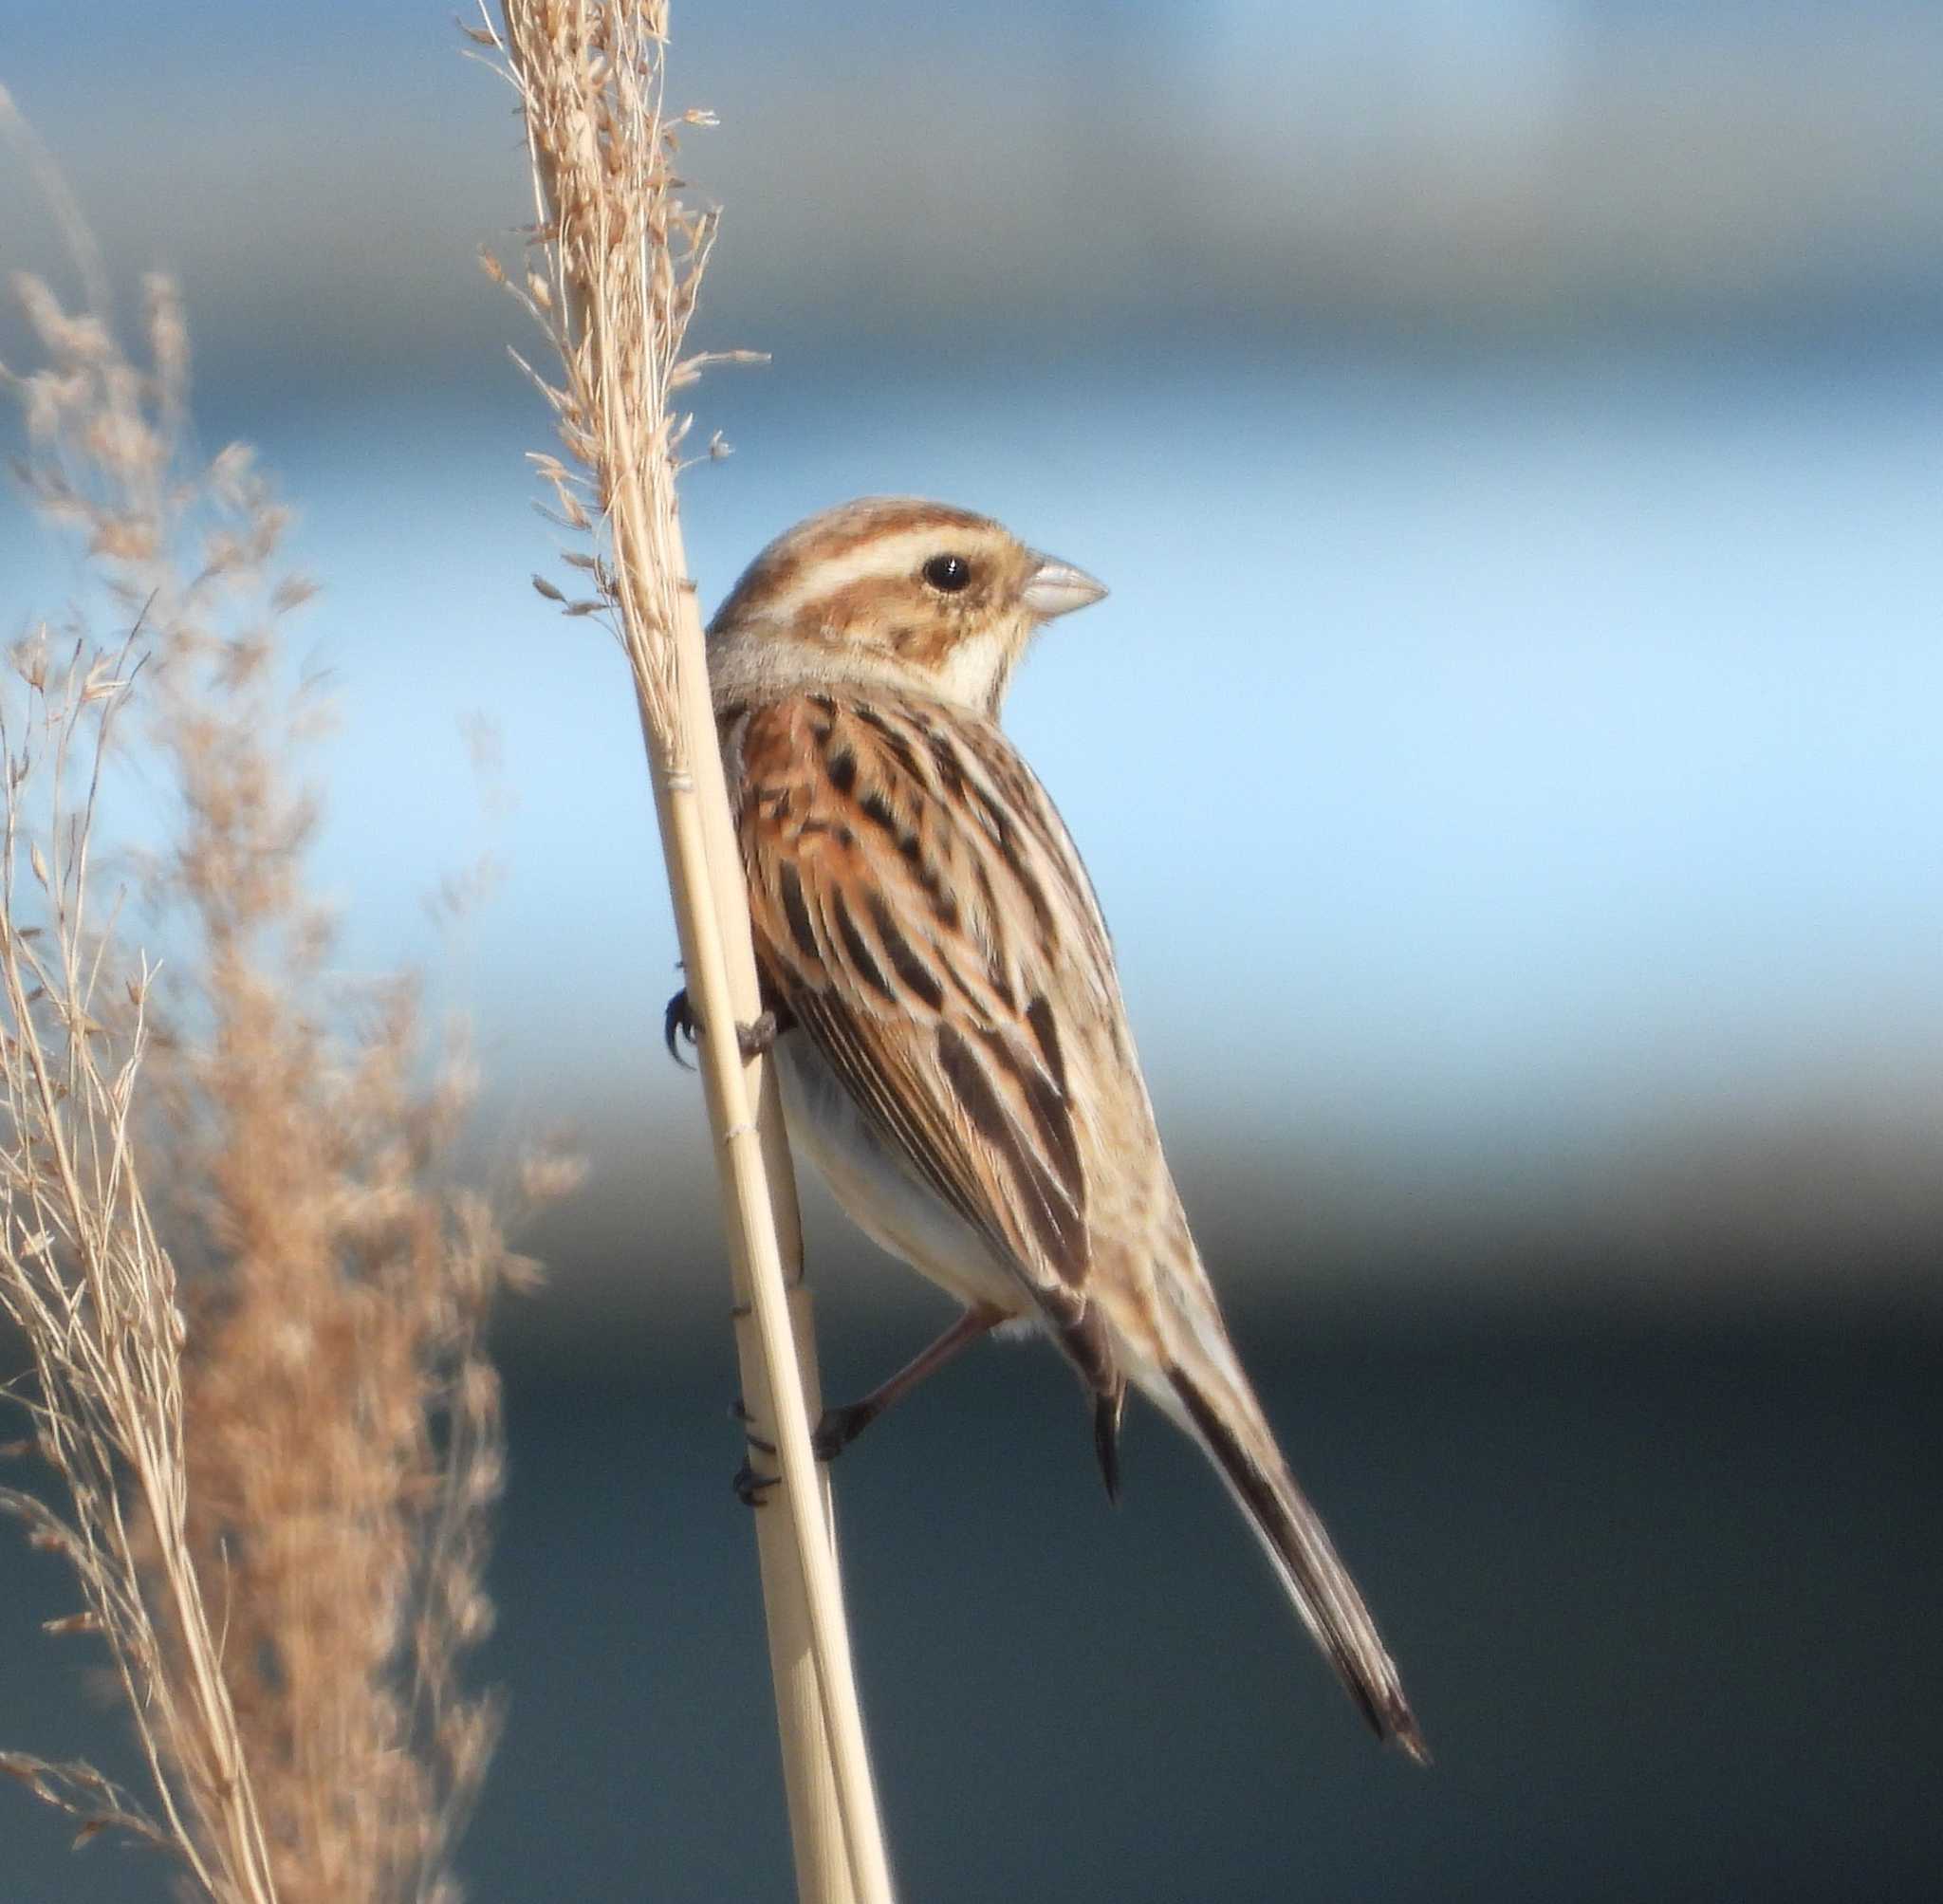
[0,276,281,1904]
[475,3,893,1898]
[0,231,573,1896]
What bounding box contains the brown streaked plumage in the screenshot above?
[702,495,1426,1761]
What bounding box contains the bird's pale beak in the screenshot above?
[1021,551,1108,619]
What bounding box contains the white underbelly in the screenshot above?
[773,1030,1033,1320]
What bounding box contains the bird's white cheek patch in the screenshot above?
[932,628,1012,712]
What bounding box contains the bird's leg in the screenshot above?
[814,1303,1007,1460]
[663,987,792,1067]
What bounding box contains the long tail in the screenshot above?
[1167,1357,1429,1763]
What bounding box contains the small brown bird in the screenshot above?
[695,496,1424,1759]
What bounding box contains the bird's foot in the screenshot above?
[664,987,698,1067]
[731,1458,779,1507]
[663,989,779,1065]
[732,1395,878,1464]
[811,1398,880,1463]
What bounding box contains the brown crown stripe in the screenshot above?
[789,501,994,568]
[722,503,997,618]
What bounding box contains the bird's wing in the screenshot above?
[723,693,1426,1757]
[726,688,1125,1356]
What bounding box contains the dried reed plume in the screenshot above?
[0,193,575,1899]
[475,4,894,1897]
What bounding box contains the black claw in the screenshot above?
[664,987,698,1068]
[1093,1386,1126,1506]
[729,1398,776,1457]
[732,1459,779,1507]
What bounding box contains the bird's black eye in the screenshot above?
[922,553,972,593]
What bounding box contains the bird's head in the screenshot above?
[708,496,1106,715]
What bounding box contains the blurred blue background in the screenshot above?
[3,2,1939,1898]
